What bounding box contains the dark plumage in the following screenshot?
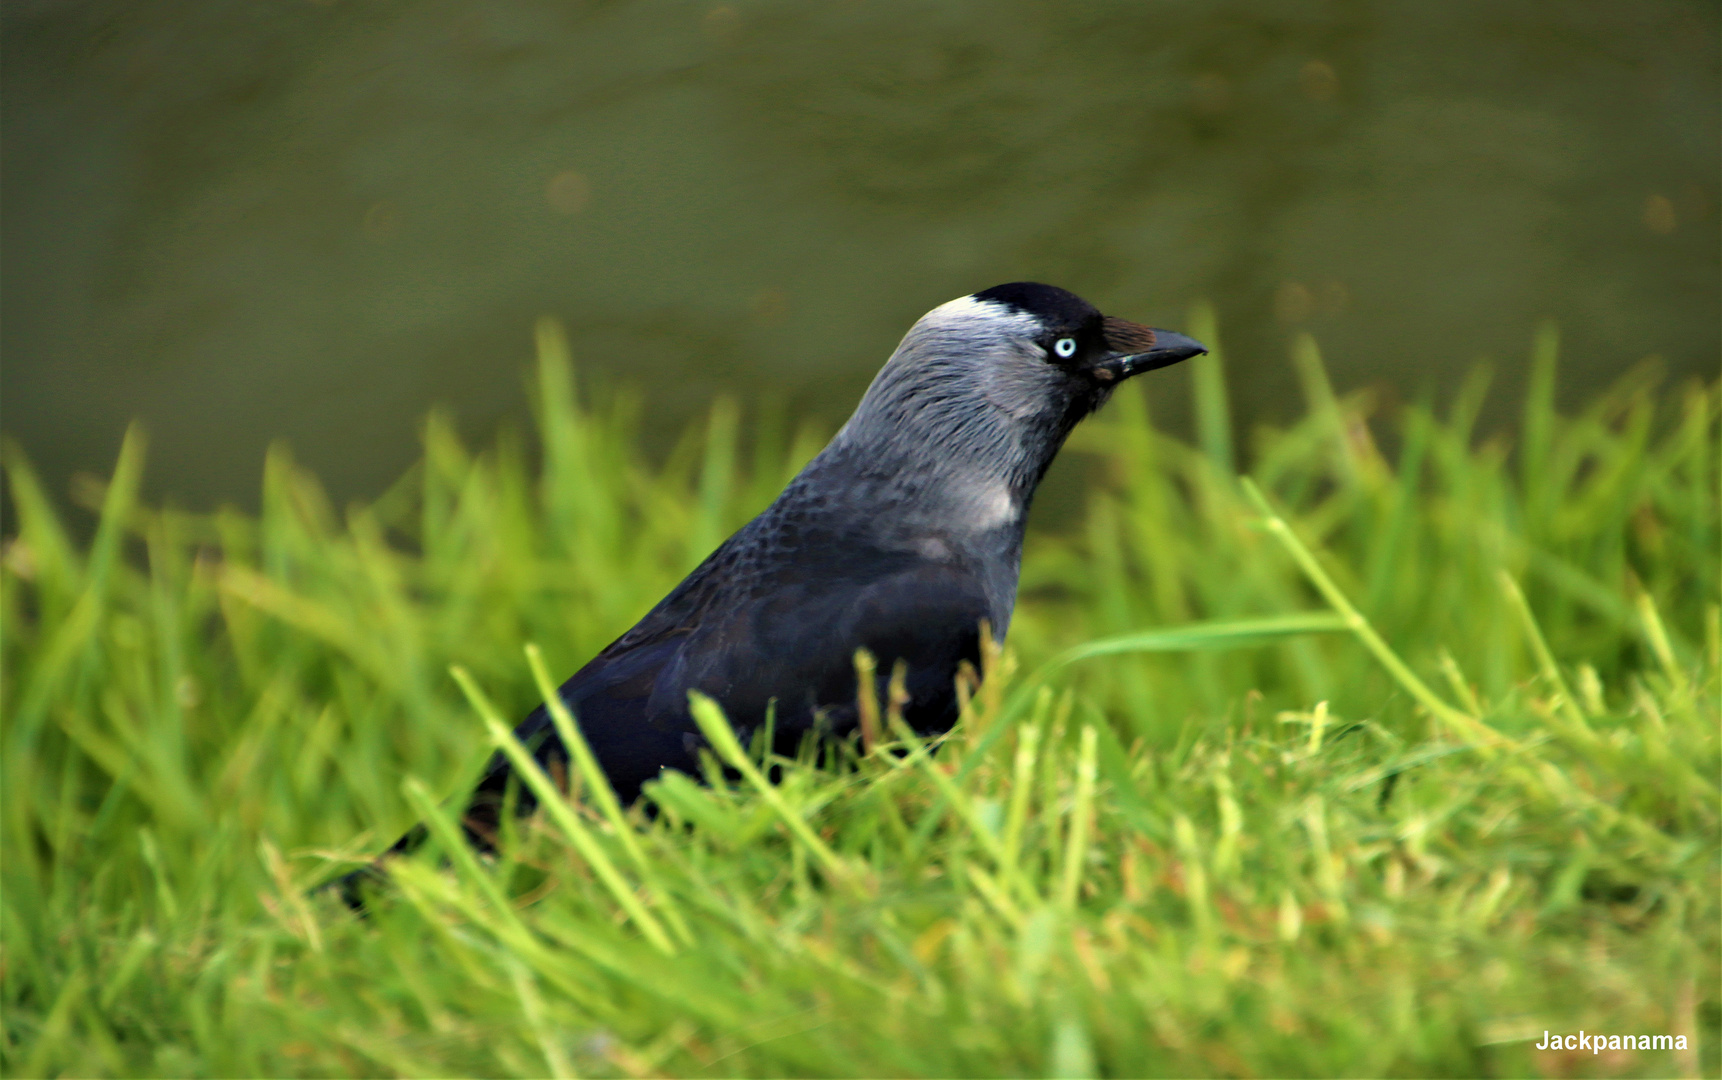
[340,283,1203,899]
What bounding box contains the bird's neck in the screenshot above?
[807,422,1054,552]
[805,357,1088,550]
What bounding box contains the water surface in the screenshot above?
[4,0,1715,511]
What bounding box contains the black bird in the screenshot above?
[342,282,1203,894]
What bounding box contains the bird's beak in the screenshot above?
[1090,317,1208,383]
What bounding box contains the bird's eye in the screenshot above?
[1053,337,1078,359]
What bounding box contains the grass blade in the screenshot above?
[451,665,677,955]
[687,691,866,898]
[1240,478,1510,750]
[523,643,692,945]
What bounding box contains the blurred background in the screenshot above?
[3,0,1716,514]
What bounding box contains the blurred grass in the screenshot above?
[2,315,1716,1078]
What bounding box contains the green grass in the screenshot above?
[3,314,1717,1078]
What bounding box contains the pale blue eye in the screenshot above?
[1054,337,1077,358]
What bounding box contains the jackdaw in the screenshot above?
[345,282,1203,889]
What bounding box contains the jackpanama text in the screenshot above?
[1535,1030,1686,1053]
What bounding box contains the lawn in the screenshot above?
[3,314,1716,1077]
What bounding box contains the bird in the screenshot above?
[338,282,1203,901]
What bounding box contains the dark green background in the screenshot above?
[4,0,1716,511]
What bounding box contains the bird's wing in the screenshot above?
[460,632,693,833]
[665,551,996,744]
[464,528,769,814]
[467,545,993,818]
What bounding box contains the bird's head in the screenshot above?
[965,281,1208,390]
[836,282,1207,486]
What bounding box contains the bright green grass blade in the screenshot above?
[1047,613,1349,667]
[1057,726,1098,912]
[450,665,677,955]
[523,642,693,945]
[1240,477,1507,748]
[687,691,865,898]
